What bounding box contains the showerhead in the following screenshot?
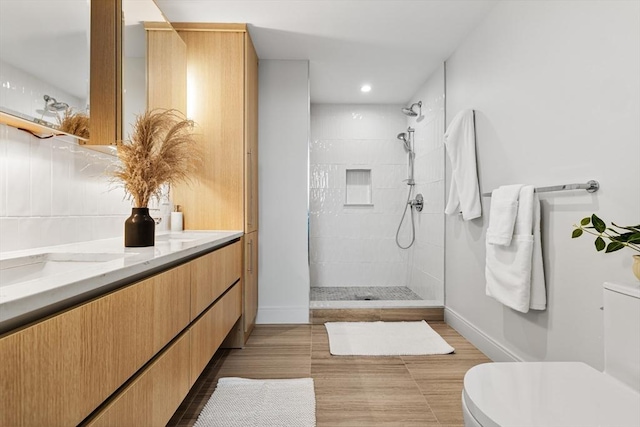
[401,101,422,117]
[43,95,69,113]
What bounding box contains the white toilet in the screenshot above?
[462,282,640,427]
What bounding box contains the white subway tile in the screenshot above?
[5,129,32,217]
[29,138,52,217]
[0,125,8,217]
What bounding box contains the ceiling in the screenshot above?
[156,0,498,104]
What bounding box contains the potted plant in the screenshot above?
[111,109,201,247]
[572,214,640,280]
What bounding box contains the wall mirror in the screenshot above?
[0,0,90,139]
[0,0,178,150]
[122,0,169,140]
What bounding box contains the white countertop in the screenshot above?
[0,230,243,333]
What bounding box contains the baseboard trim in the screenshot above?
[256,306,310,324]
[444,307,522,362]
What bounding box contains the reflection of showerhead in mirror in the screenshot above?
[43,94,69,112]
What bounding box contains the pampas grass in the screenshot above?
[58,109,90,139]
[111,109,201,207]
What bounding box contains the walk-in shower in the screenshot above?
[309,101,443,310]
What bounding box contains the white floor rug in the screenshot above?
[193,377,316,427]
[325,320,455,356]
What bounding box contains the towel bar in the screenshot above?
[482,180,600,197]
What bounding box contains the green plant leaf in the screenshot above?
[607,228,621,235]
[605,242,625,253]
[595,237,606,251]
[628,233,640,244]
[612,223,640,232]
[592,214,606,233]
[611,232,640,243]
[572,229,583,238]
[580,217,590,226]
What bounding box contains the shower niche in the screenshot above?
[345,169,372,206]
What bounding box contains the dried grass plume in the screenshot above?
[111,109,201,207]
[58,109,90,139]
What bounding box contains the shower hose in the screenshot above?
[395,186,415,249]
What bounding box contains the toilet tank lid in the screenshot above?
[604,282,640,299]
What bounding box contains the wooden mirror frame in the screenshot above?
[87,0,122,150]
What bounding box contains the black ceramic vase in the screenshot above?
[124,207,155,247]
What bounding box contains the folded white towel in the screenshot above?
[444,109,482,220]
[486,184,523,246]
[485,185,546,313]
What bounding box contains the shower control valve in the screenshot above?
[409,194,424,212]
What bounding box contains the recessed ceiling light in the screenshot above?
[360,84,372,93]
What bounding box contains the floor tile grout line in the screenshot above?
[401,353,444,426]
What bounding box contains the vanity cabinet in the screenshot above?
[190,242,242,320]
[0,241,241,427]
[86,332,192,427]
[169,23,260,343]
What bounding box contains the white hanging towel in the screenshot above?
[485,185,547,313]
[486,184,522,246]
[444,109,482,220]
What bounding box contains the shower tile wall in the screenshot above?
[310,104,409,288]
[405,65,446,303]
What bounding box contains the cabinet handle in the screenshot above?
[248,240,253,273]
[247,150,253,227]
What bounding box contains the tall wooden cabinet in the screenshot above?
[170,23,259,343]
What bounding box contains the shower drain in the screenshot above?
[355,295,380,301]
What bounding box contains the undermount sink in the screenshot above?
[0,253,130,287]
[155,233,210,243]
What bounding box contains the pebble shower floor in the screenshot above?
[310,286,423,301]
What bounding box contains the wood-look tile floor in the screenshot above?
[168,322,491,427]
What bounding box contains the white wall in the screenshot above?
[444,1,640,369]
[309,104,409,288]
[405,65,446,302]
[257,60,311,323]
[123,57,146,141]
[0,125,130,252]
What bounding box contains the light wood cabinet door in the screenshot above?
[0,264,190,427]
[244,231,259,337]
[172,28,245,231]
[190,282,242,384]
[190,241,242,320]
[86,331,191,427]
[245,32,259,233]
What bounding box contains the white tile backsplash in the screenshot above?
[0,124,129,252]
[0,125,7,217]
[5,128,31,216]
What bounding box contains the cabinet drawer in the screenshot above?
[191,241,241,320]
[0,263,190,427]
[190,282,242,384]
[87,331,191,427]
